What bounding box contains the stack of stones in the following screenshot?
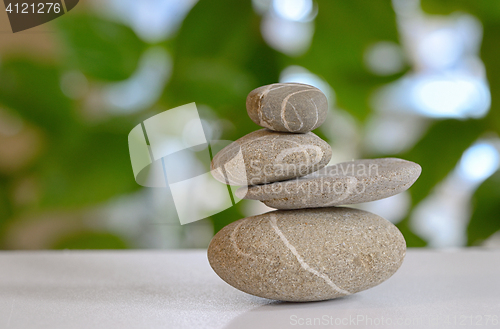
[208,83,422,302]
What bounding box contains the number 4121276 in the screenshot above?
[6,3,62,14]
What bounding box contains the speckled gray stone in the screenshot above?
[246,83,328,133]
[208,207,406,302]
[211,129,332,186]
[237,158,421,209]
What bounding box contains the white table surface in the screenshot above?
[0,249,499,329]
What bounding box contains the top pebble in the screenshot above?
[246,83,328,133]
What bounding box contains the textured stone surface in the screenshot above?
[211,129,332,186]
[237,158,421,209]
[208,207,406,302]
[246,83,328,133]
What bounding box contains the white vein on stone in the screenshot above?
[269,215,351,296]
[288,102,304,132]
[280,89,322,131]
[257,84,288,129]
[309,97,319,130]
[280,89,307,131]
[257,85,274,129]
[263,84,292,127]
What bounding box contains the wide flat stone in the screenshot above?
[237,158,421,209]
[246,83,328,133]
[208,207,406,302]
[211,129,332,186]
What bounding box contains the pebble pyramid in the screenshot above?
[208,83,422,302]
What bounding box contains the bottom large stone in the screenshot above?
[208,207,406,302]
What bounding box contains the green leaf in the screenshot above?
[398,119,484,206]
[56,13,146,81]
[52,231,128,249]
[299,0,401,120]
[0,58,76,136]
[37,122,139,208]
[420,0,500,23]
[210,203,245,235]
[482,26,500,134]
[467,171,500,246]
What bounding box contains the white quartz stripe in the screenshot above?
[269,215,351,296]
[280,89,322,131]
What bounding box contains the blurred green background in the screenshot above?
[0,0,499,249]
